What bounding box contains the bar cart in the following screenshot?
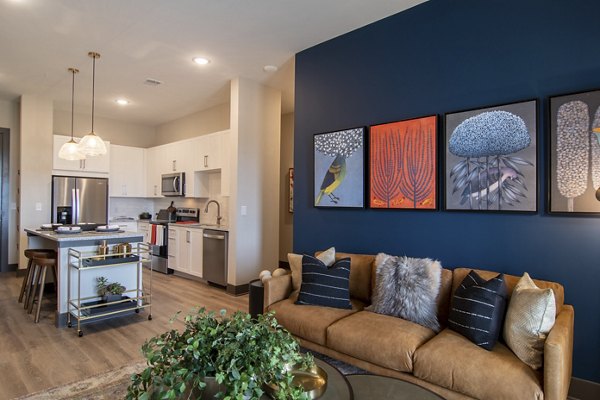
[67,242,152,337]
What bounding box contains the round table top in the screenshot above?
[346,374,444,400]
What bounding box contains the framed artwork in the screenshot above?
[289,168,294,213]
[549,88,600,214]
[314,127,365,208]
[369,115,437,209]
[444,99,538,212]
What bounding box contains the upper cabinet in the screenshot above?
[53,135,110,175]
[145,146,163,198]
[109,144,146,197]
[193,131,226,171]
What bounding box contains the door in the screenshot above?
[52,176,76,223]
[76,178,108,224]
[0,128,8,272]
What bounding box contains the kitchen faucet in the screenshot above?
[204,200,222,226]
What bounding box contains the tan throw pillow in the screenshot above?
[287,247,335,292]
[503,272,556,370]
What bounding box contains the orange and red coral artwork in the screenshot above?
[369,116,437,209]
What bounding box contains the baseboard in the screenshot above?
[226,283,249,296]
[16,267,26,277]
[569,377,600,400]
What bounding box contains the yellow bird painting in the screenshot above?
[315,154,347,205]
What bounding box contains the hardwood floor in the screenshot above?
[0,270,248,399]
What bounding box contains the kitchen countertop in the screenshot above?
[25,228,144,246]
[167,222,228,231]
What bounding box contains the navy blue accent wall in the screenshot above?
[294,0,600,382]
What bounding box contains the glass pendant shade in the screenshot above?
[58,138,85,160]
[58,67,85,161]
[78,131,107,156]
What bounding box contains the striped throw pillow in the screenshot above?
[295,255,352,309]
[448,270,508,350]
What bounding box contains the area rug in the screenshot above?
[15,351,366,399]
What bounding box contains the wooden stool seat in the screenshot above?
[19,249,56,307]
[28,256,58,323]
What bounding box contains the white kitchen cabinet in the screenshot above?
[168,225,203,277]
[137,221,150,243]
[109,144,145,197]
[194,130,227,172]
[112,220,138,232]
[53,135,111,174]
[145,146,163,198]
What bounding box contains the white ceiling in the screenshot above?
[0,0,426,126]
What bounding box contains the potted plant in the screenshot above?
[96,276,126,303]
[126,308,313,400]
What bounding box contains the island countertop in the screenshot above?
[25,228,144,247]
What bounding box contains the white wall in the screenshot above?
[279,112,294,261]
[154,103,230,146]
[229,78,281,286]
[19,95,53,269]
[0,98,20,265]
[53,109,156,148]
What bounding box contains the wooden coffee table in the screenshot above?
[347,374,444,399]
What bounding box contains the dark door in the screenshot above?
[0,128,10,272]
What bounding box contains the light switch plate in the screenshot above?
[241,205,247,216]
[35,202,42,211]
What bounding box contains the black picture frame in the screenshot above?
[443,99,538,213]
[313,127,366,209]
[548,88,600,215]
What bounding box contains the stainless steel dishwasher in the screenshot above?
[202,229,228,287]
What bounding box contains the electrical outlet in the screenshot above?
[241,205,247,216]
[35,202,42,211]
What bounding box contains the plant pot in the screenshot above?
[103,294,123,303]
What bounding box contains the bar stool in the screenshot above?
[19,249,56,307]
[28,256,58,323]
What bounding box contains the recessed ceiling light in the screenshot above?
[263,65,278,73]
[193,57,210,65]
[115,99,129,106]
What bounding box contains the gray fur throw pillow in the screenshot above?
[366,253,442,332]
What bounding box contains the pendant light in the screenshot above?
[58,68,85,160]
[78,51,107,157]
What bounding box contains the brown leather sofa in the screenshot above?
[264,252,574,400]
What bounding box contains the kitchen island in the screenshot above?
[25,228,148,328]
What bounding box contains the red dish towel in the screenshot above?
[151,224,157,245]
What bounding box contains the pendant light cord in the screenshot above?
[91,54,96,133]
[71,69,75,140]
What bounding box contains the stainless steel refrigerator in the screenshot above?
[51,176,108,224]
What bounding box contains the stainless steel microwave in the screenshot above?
[161,172,185,196]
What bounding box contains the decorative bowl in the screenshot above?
[264,363,328,399]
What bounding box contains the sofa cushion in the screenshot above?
[367,253,442,332]
[331,252,374,304]
[453,267,564,315]
[296,255,352,309]
[414,328,543,400]
[327,311,436,373]
[448,271,508,350]
[289,247,336,292]
[503,272,556,370]
[268,292,364,345]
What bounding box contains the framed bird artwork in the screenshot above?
[444,99,538,213]
[314,127,366,208]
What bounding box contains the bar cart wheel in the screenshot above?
[78,330,83,337]
[67,322,72,328]
[148,314,152,321]
[135,309,139,313]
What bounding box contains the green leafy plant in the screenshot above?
[126,308,313,400]
[96,276,126,296]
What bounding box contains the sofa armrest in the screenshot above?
[544,304,574,400]
[263,274,292,311]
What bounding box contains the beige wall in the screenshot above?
[154,103,230,146]
[0,98,21,265]
[53,109,156,148]
[19,95,54,269]
[279,112,294,261]
[229,78,281,286]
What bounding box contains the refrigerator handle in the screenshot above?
[71,189,77,224]
[75,188,81,224]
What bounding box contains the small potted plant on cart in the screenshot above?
[96,276,126,303]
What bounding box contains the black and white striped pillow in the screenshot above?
[295,255,352,309]
[448,271,508,350]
